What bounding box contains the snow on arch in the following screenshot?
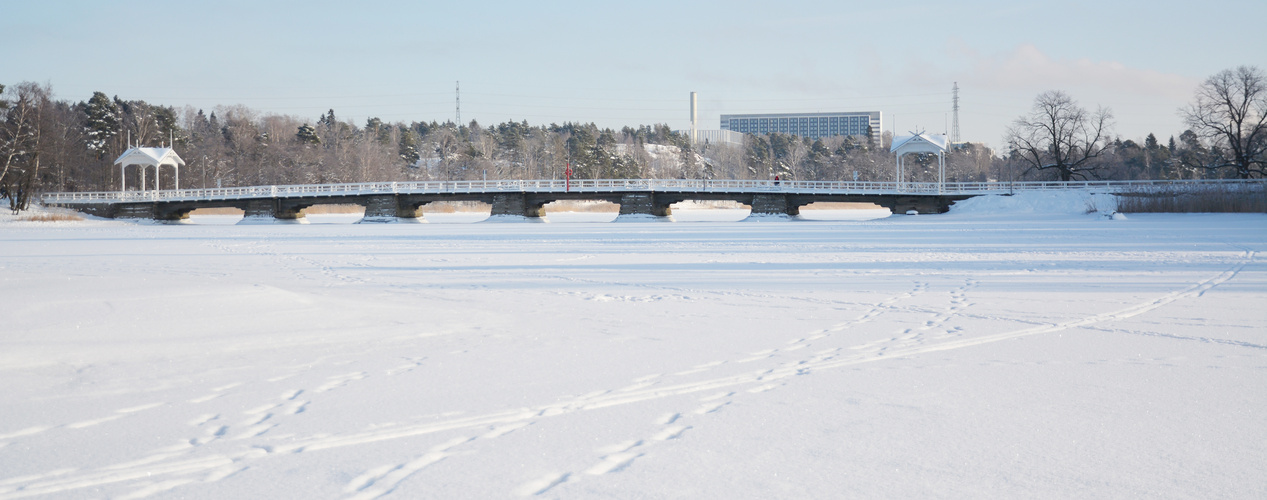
[889,133,949,155]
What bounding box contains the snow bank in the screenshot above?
[949,190,1117,215]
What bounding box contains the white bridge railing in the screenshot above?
[40,178,1266,204]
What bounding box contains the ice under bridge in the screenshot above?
[39,178,1263,223]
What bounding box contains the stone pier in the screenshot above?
[239,199,307,224]
[614,193,673,222]
[359,195,426,223]
[744,194,801,220]
[889,196,951,215]
[114,203,156,219]
[488,193,547,221]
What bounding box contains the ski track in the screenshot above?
[0,251,1253,499]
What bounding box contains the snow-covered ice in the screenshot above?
[1,193,1264,498]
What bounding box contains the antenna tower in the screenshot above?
[951,82,961,144]
[455,81,461,125]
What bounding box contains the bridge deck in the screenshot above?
[39,179,1265,222]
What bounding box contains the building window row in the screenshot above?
[724,115,874,139]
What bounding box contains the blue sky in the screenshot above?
[6,0,1265,148]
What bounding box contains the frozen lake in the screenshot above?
[1,198,1264,498]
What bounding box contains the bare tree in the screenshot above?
[1,83,52,211]
[1180,66,1267,178]
[1005,90,1113,181]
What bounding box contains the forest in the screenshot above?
[3,70,1262,212]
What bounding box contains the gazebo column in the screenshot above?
[895,154,904,189]
[938,152,945,192]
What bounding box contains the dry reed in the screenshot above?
[19,212,84,222]
[1116,185,1267,213]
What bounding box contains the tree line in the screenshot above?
[1004,66,1266,182]
[3,65,1263,212]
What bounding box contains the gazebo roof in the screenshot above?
[114,147,185,167]
[890,133,949,155]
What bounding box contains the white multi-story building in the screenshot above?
[721,111,882,142]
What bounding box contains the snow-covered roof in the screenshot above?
[114,147,185,167]
[890,133,949,155]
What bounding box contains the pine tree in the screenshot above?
[296,124,320,145]
[317,109,335,128]
[398,126,420,166]
[82,91,119,157]
[154,106,184,147]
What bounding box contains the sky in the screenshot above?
[5,0,1265,149]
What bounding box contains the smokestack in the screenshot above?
[690,92,698,144]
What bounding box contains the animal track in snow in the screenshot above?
[655,413,680,425]
[584,452,642,475]
[694,401,729,415]
[344,436,472,500]
[651,425,690,441]
[232,422,276,440]
[617,381,656,392]
[187,414,219,427]
[117,403,164,413]
[0,426,51,440]
[66,414,125,429]
[595,440,642,455]
[385,357,426,376]
[515,473,571,496]
[734,353,772,363]
[14,260,1248,499]
[188,393,224,404]
[284,401,309,415]
[481,422,529,439]
[315,371,368,393]
[189,425,228,446]
[243,403,281,416]
[189,382,243,403]
[673,360,724,376]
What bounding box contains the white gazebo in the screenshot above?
[890,132,949,190]
[115,147,185,192]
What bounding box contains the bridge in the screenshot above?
[39,178,1263,223]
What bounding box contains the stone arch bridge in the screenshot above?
[39,179,1260,223]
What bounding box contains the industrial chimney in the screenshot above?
[690,92,698,145]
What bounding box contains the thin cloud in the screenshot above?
[957,44,1199,100]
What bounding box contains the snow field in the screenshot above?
[0,194,1264,498]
